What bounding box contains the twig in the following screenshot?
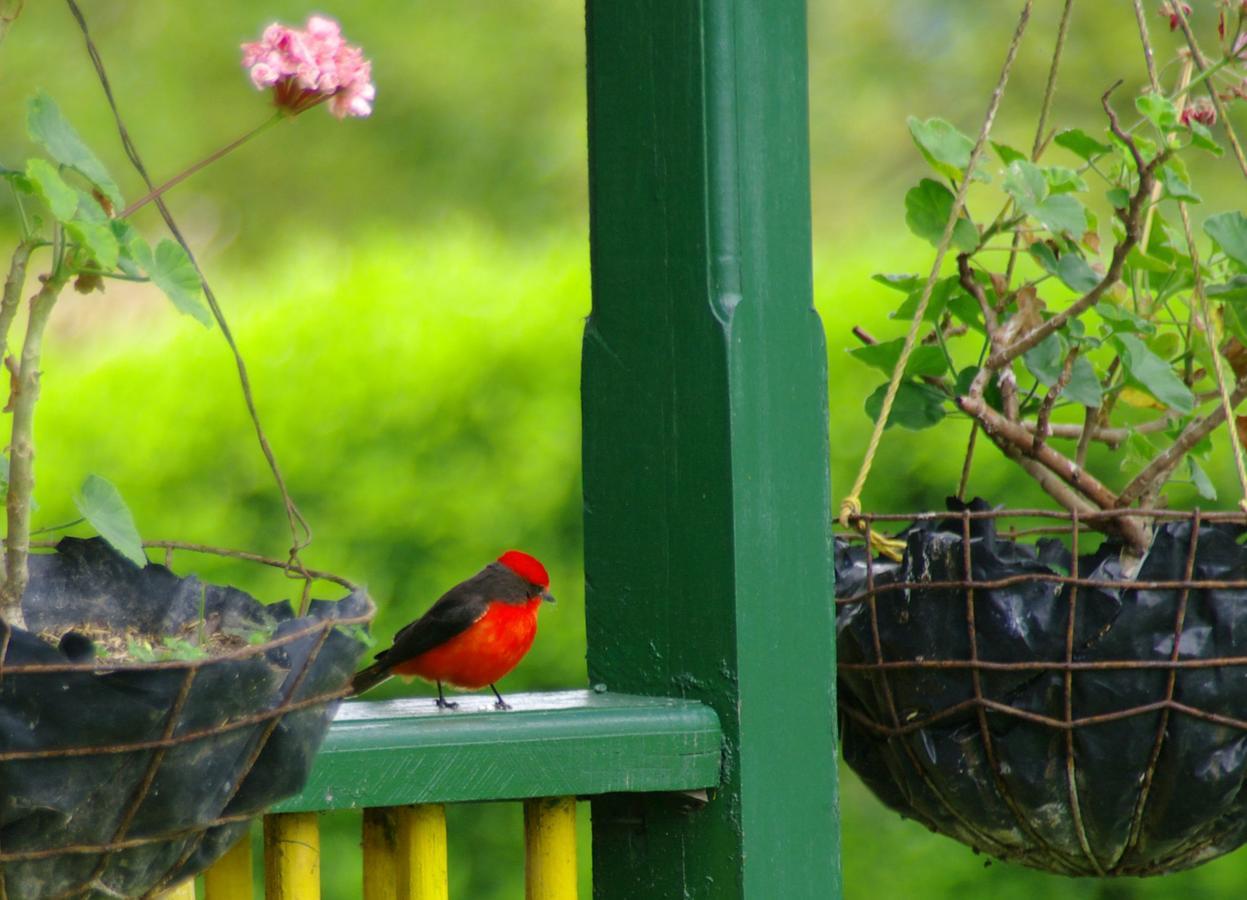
[1033,347,1079,455]
[958,394,1149,553]
[959,395,1119,510]
[985,85,1165,371]
[1118,377,1247,507]
[65,0,316,600]
[0,0,22,48]
[1075,405,1099,467]
[957,424,979,500]
[1026,413,1172,449]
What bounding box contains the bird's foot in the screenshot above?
[435,697,459,710]
[493,699,512,711]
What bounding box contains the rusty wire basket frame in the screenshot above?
[0,540,374,899]
[835,505,1247,877]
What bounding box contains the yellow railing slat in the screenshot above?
[402,804,450,900]
[363,804,448,900]
[362,807,400,900]
[203,828,254,900]
[156,880,196,900]
[524,797,578,900]
[264,812,320,900]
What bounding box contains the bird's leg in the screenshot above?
[489,684,511,711]
[435,681,459,710]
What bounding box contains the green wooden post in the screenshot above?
[582,1,841,897]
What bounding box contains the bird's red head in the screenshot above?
[497,550,549,588]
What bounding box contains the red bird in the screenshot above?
[350,550,554,709]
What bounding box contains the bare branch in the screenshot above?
[1025,413,1173,450]
[958,394,1149,553]
[1118,377,1247,507]
[1033,346,1079,455]
[1075,405,1099,467]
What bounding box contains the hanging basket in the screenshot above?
[835,499,1247,876]
[0,537,373,900]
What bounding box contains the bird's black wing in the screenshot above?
[375,563,529,666]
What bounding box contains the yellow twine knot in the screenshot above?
[838,494,906,563]
[838,496,862,530]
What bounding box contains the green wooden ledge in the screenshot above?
[272,690,723,812]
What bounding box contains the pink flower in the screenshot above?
[241,15,375,118]
[1180,98,1218,126]
[1159,2,1192,30]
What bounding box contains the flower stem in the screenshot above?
[2,268,70,628]
[118,112,283,219]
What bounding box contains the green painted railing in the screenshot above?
[181,692,722,899]
[275,691,723,811]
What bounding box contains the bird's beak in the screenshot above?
[540,588,556,604]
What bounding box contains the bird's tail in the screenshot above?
[350,661,392,696]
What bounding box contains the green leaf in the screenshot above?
[1136,92,1179,131]
[1003,159,1048,206]
[864,381,946,430]
[74,474,146,567]
[65,220,119,270]
[1096,301,1155,335]
[1124,430,1160,469]
[1065,355,1103,407]
[1187,121,1223,156]
[872,273,922,293]
[1023,333,1065,386]
[1106,187,1130,210]
[64,193,118,269]
[1044,166,1088,194]
[1208,276,1247,303]
[907,116,986,182]
[946,292,986,333]
[1054,128,1113,160]
[992,141,1027,165]
[1030,242,1060,274]
[1222,298,1247,346]
[1126,245,1174,274]
[111,221,147,278]
[892,275,960,322]
[1005,160,1087,235]
[1205,212,1247,269]
[1159,164,1200,203]
[25,158,76,221]
[132,239,211,326]
[26,93,123,209]
[2,169,34,196]
[1032,244,1100,292]
[1030,194,1088,237]
[1056,253,1100,293]
[1114,333,1195,414]
[1149,330,1181,362]
[849,338,948,379]
[1188,456,1217,501]
[904,179,978,251]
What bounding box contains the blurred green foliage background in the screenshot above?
[3,1,1247,897]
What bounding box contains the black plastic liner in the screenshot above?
[836,499,1247,876]
[0,538,372,899]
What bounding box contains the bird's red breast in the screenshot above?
[390,595,543,689]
